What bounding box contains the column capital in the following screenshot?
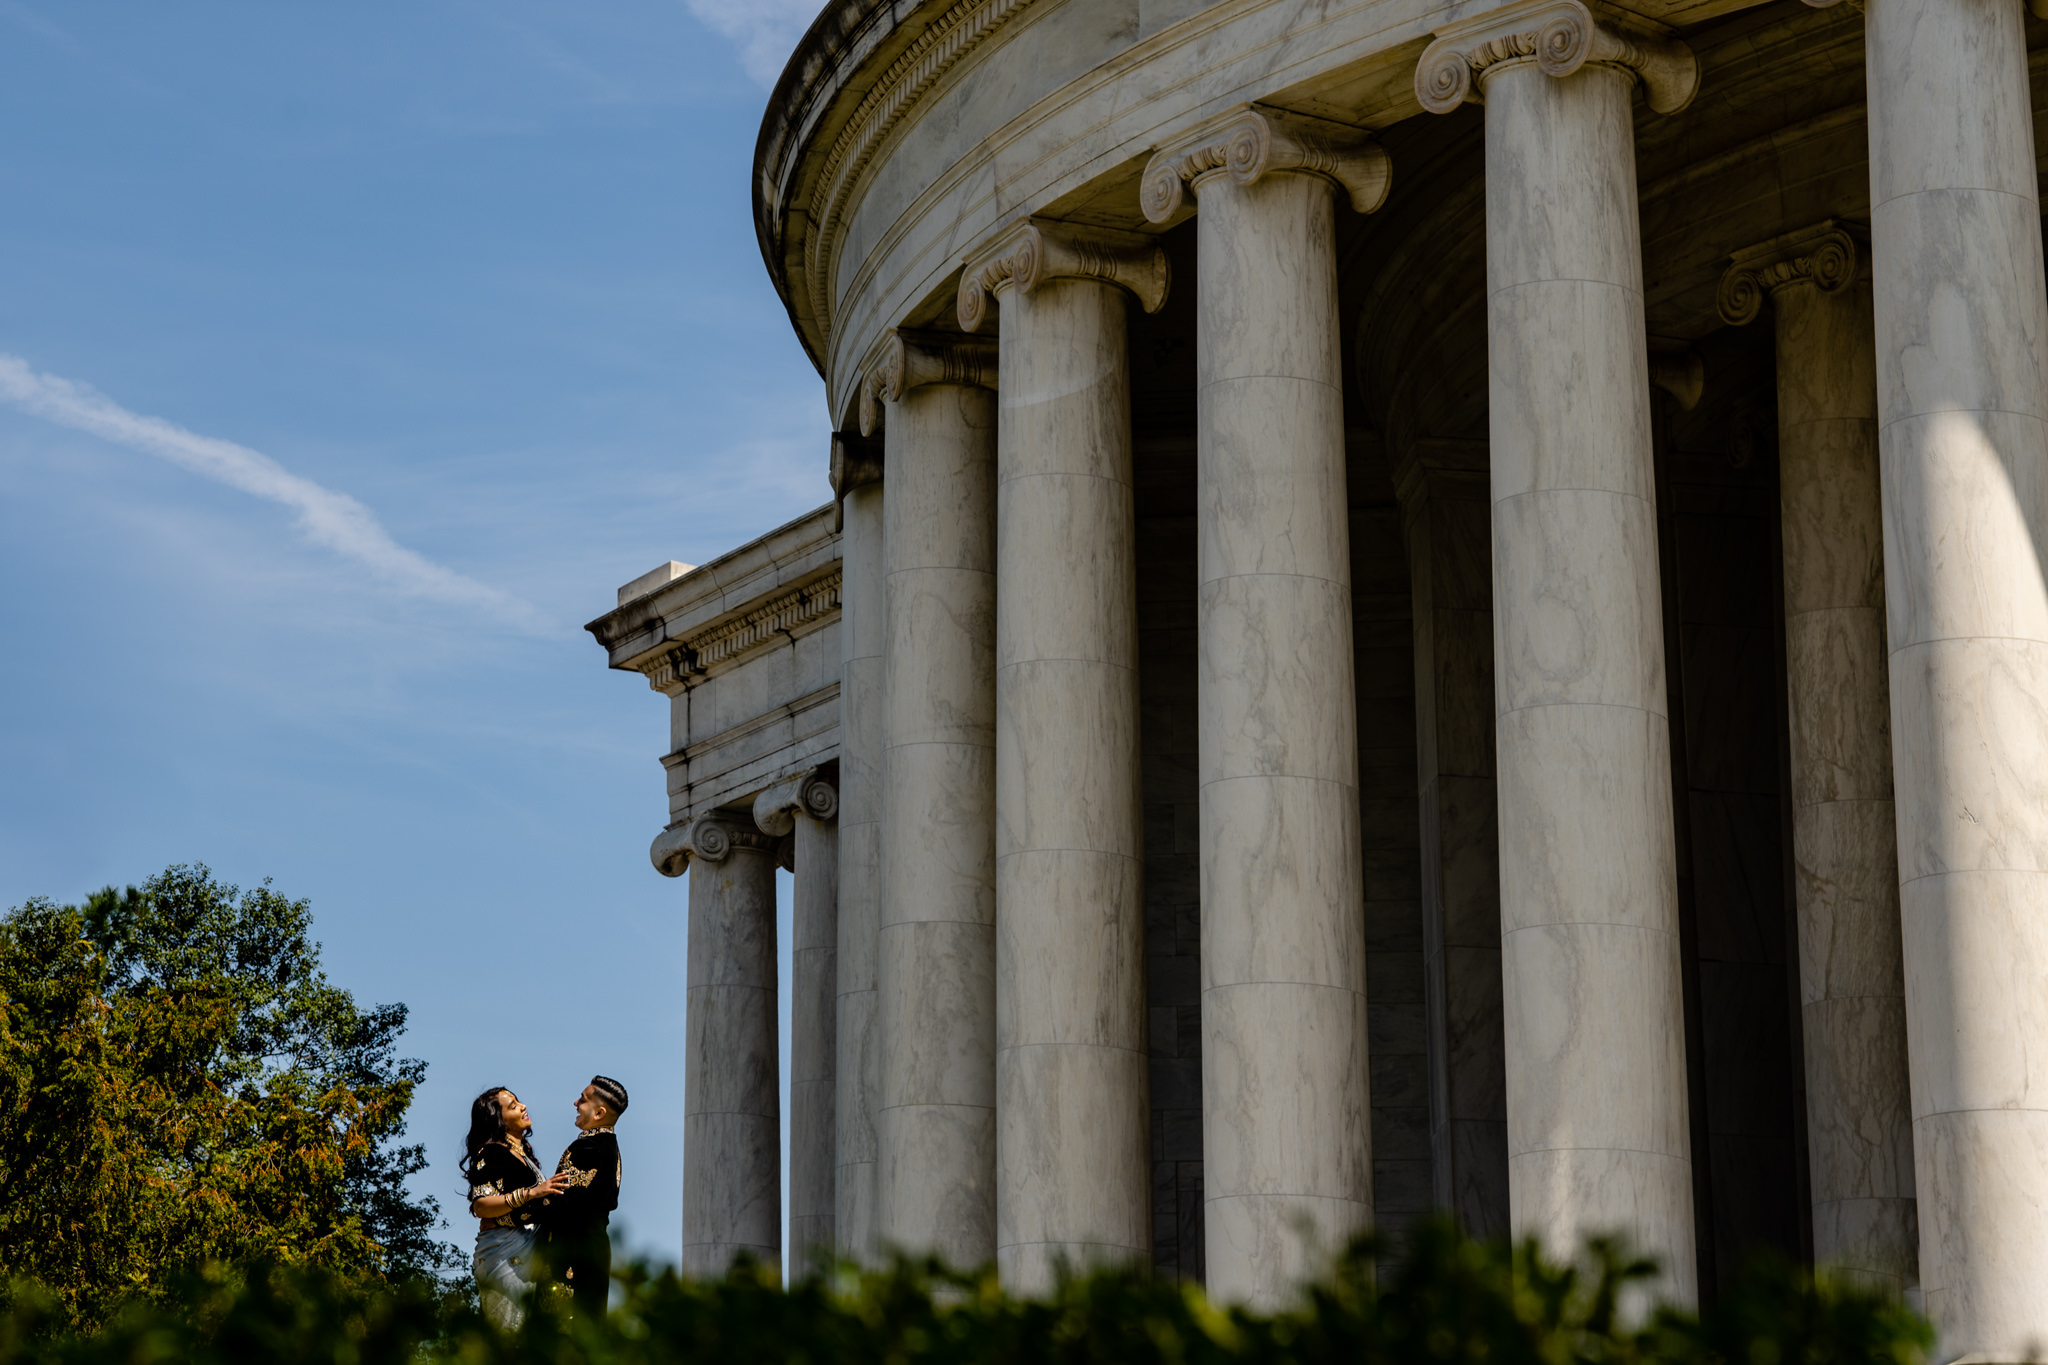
[1717,221,1862,326]
[956,218,1169,333]
[831,432,883,497]
[1415,0,1698,117]
[754,767,841,836]
[1140,104,1390,225]
[650,812,780,878]
[858,328,999,437]
[830,430,883,532]
[1650,340,1705,410]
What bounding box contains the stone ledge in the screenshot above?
[587,501,840,681]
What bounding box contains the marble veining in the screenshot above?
[1464,44,1694,1306]
[682,825,783,1276]
[1187,151,1370,1309]
[976,227,1157,1293]
[1867,0,2048,1351]
[877,367,1000,1268]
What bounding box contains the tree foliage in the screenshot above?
[0,865,453,1328]
[0,1220,1932,1365]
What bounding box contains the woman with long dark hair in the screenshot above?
[460,1086,569,1329]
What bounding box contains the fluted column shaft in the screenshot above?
[876,375,999,1267]
[1724,234,1918,1292]
[1864,0,2048,1348]
[1193,167,1370,1307]
[681,816,782,1277]
[791,813,838,1277]
[985,269,1149,1293]
[1480,56,1694,1303]
[759,772,842,1280]
[837,470,885,1263]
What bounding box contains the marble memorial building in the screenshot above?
[588,0,2048,1354]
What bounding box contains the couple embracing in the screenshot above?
[460,1075,628,1329]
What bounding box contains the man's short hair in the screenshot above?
[590,1075,629,1117]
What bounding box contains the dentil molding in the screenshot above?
[1415,0,1698,117]
[1717,221,1862,326]
[650,812,781,878]
[1140,104,1391,225]
[858,328,999,437]
[956,218,1170,333]
[637,571,842,695]
[754,768,841,835]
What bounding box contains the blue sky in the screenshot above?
[0,1,828,1268]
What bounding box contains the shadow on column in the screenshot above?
[1653,326,1812,1305]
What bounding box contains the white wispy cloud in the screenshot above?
[0,1,85,55]
[682,0,818,88]
[0,354,534,625]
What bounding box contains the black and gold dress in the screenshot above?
[535,1127,621,1313]
[468,1138,545,1329]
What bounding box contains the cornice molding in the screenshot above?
[754,768,841,835]
[1717,221,1862,326]
[1415,0,1698,118]
[801,0,1040,350]
[650,812,781,878]
[956,218,1170,333]
[637,570,842,696]
[1140,104,1391,225]
[858,328,1000,437]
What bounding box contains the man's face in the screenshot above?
[574,1083,608,1130]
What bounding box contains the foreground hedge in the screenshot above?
[0,1220,1931,1364]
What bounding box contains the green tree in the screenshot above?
[0,864,453,1329]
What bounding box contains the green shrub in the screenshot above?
[0,1218,1932,1365]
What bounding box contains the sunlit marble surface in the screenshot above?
[987,267,1154,1294]
[1867,0,2048,1352]
[876,379,1001,1269]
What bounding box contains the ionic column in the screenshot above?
[1417,1,1700,1304]
[864,330,1000,1266]
[832,432,885,1263]
[650,812,782,1277]
[1142,106,1389,1307]
[1855,0,2048,1346]
[958,220,1168,1293]
[756,769,842,1281]
[1719,225,1917,1294]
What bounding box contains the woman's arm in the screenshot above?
[469,1170,571,1220]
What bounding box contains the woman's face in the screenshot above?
[497,1091,531,1135]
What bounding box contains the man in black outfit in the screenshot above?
[535,1074,625,1317]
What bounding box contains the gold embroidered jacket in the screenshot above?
[537,1127,621,1242]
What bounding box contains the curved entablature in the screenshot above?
[754,0,1794,418]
